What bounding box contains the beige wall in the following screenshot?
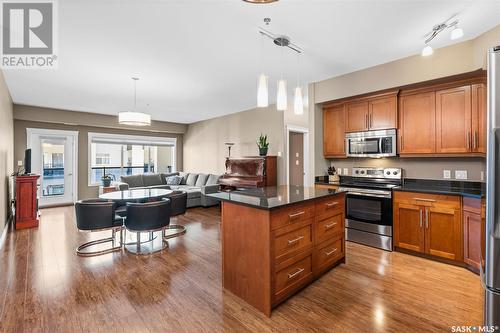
[310,24,500,182]
[0,71,13,237]
[14,106,184,200]
[183,105,286,184]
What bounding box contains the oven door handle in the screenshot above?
[347,191,391,199]
[379,137,383,154]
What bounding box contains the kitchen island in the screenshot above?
[208,186,346,316]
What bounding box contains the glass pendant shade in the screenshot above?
[257,74,269,107]
[118,111,151,126]
[294,86,304,115]
[421,44,433,57]
[277,79,287,111]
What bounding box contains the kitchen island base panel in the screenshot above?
[221,202,272,317]
[220,191,346,317]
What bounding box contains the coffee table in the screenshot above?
[99,188,173,202]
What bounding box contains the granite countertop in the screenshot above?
[394,178,485,199]
[207,185,346,210]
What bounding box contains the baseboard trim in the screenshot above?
[0,215,12,251]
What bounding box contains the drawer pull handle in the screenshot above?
[325,222,337,230]
[414,198,436,202]
[287,268,305,279]
[324,248,338,256]
[289,211,305,220]
[288,236,304,245]
[326,202,339,208]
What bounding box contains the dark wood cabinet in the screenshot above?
[14,175,40,230]
[323,104,346,158]
[399,92,436,154]
[393,191,462,262]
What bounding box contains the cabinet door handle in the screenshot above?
[288,235,304,245]
[288,268,305,279]
[369,113,373,128]
[414,198,436,202]
[425,209,429,229]
[467,132,471,150]
[325,202,339,208]
[325,222,338,230]
[288,211,305,220]
[419,209,423,228]
[365,114,368,129]
[324,248,338,256]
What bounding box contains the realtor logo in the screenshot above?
[1,0,57,68]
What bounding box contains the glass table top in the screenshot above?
[99,188,173,201]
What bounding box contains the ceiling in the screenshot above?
[3,0,500,124]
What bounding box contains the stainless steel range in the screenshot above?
[340,167,402,251]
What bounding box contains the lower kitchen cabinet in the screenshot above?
[393,191,462,262]
[463,197,484,272]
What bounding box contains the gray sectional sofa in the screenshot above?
[116,172,221,208]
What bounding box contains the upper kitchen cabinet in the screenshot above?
[368,95,398,130]
[399,91,436,154]
[471,83,487,154]
[435,86,472,154]
[323,104,346,158]
[345,92,398,133]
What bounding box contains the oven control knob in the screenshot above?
[393,171,398,175]
[360,170,365,174]
[386,171,391,175]
[355,170,359,174]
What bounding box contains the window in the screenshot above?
[88,133,176,185]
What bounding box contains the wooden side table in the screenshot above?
[15,175,40,230]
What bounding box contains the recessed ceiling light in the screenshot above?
[242,0,278,3]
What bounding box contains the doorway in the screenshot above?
[286,126,309,186]
[27,129,78,207]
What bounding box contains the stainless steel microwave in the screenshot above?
[345,129,397,158]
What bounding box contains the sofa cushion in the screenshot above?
[121,174,144,188]
[170,185,201,199]
[195,174,209,187]
[142,173,163,187]
[206,174,220,185]
[186,173,199,186]
[179,172,188,185]
[165,175,182,185]
[160,172,179,184]
[149,184,171,190]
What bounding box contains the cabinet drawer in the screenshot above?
[463,197,482,214]
[274,253,313,299]
[271,202,315,230]
[274,224,313,260]
[393,191,461,209]
[316,212,344,245]
[314,236,344,275]
[315,195,344,221]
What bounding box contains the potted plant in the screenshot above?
[101,174,113,187]
[257,134,269,156]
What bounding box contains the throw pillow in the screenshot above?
[166,175,182,185]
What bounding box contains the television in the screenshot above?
[24,149,31,174]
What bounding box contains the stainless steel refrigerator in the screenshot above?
[485,45,500,326]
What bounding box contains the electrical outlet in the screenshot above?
[455,170,468,180]
[443,170,451,179]
[481,171,485,181]
[343,168,348,175]
[295,160,299,166]
[277,151,282,157]
[17,160,23,166]
[337,169,342,175]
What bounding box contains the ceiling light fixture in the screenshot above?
[421,14,464,57]
[422,44,433,57]
[257,31,269,107]
[118,77,151,126]
[294,53,304,115]
[257,22,303,113]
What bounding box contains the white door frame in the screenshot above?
[27,128,79,207]
[286,125,310,187]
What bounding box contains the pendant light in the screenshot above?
[257,33,269,107]
[118,77,151,126]
[276,43,287,111]
[293,53,304,115]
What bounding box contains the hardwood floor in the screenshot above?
[0,206,483,332]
